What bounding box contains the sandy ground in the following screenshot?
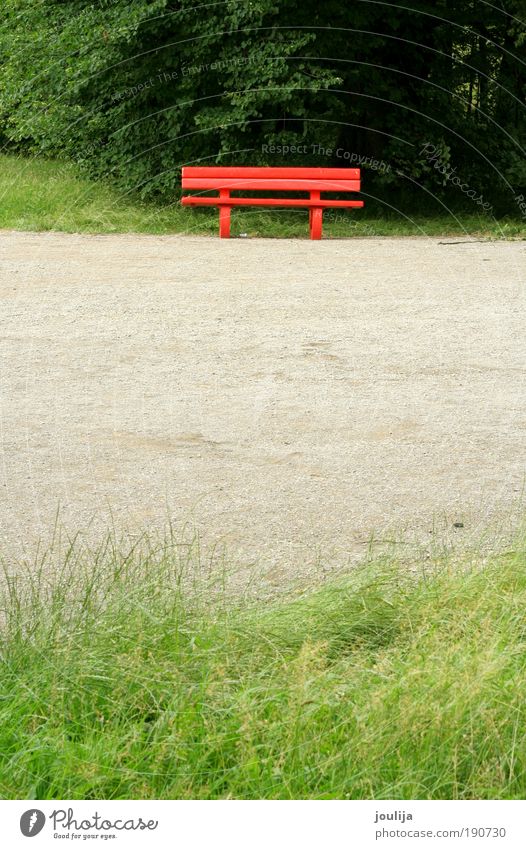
[0,231,525,583]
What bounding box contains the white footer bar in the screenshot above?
[2,799,525,848]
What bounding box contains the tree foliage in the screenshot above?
[1,0,524,212]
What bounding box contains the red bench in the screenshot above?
[181,166,364,240]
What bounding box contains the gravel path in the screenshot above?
[1,231,525,581]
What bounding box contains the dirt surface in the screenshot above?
[1,231,525,582]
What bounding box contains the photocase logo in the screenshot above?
[20,810,46,837]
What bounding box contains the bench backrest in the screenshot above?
[181,166,360,193]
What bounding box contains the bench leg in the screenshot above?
[310,207,323,240]
[219,205,231,238]
[218,189,231,238]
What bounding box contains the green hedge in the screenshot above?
[1,1,525,214]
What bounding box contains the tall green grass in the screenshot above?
[1,534,526,799]
[0,154,524,238]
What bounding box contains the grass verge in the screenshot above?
[0,154,524,238]
[1,536,526,799]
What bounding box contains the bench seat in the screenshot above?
[181,166,364,239]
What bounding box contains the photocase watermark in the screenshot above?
[20,809,46,837]
[50,808,158,835]
[514,192,526,219]
[112,55,267,102]
[181,53,264,78]
[77,136,106,159]
[261,143,391,172]
[18,807,159,840]
[112,72,173,102]
[420,142,494,214]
